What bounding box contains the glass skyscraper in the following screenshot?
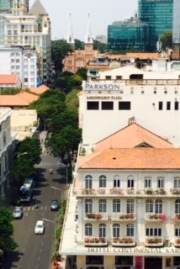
[173,0,180,59]
[138,0,173,52]
[108,19,149,53]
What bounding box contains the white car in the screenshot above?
[13,207,23,219]
[34,220,45,234]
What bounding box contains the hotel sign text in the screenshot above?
[88,247,180,255]
[87,96,122,100]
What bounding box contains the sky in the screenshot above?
[29,0,138,41]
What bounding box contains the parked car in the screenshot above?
[34,220,45,234]
[13,207,23,219]
[50,200,59,211]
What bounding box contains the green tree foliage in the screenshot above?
[13,137,41,185]
[93,40,107,53]
[54,71,73,91]
[75,39,84,50]
[0,88,21,95]
[47,126,82,162]
[51,39,73,75]
[160,30,172,50]
[65,89,80,113]
[76,68,87,80]
[0,207,18,252]
[29,89,66,120]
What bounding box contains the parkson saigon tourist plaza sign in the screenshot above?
[84,82,121,91]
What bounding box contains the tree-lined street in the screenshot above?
[4,146,69,269]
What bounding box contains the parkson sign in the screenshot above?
[84,82,121,91]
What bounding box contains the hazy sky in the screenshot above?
[29,0,138,40]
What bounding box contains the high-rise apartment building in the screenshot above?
[138,0,173,52]
[173,0,180,59]
[0,0,29,15]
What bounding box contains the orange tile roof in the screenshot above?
[29,85,49,95]
[103,52,163,60]
[0,92,38,106]
[0,74,18,84]
[96,123,173,150]
[78,148,180,170]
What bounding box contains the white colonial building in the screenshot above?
[0,108,16,199]
[60,62,180,269]
[80,60,180,148]
[60,123,180,269]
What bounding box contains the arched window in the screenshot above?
[175,199,180,214]
[99,175,106,188]
[113,223,120,238]
[127,199,134,213]
[155,199,163,214]
[99,199,106,212]
[127,175,134,188]
[99,223,106,237]
[146,199,153,213]
[85,199,93,213]
[113,199,121,213]
[126,223,134,237]
[113,175,121,188]
[85,223,93,236]
[85,175,92,189]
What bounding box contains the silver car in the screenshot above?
[13,207,23,219]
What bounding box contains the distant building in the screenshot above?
[0,46,39,88]
[0,108,16,199]
[138,0,173,52]
[0,0,52,84]
[63,15,98,73]
[107,18,149,52]
[172,0,180,59]
[95,35,107,44]
[0,74,21,88]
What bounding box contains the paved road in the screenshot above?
[5,152,68,269]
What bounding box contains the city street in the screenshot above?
[4,148,69,269]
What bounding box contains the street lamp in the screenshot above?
[51,186,63,203]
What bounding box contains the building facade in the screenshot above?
[172,0,180,59]
[0,108,16,199]
[0,0,51,83]
[0,46,39,88]
[0,0,29,15]
[107,19,149,53]
[60,122,180,269]
[138,0,173,52]
[79,62,180,148]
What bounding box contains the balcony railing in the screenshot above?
[111,213,136,221]
[145,238,163,247]
[84,213,108,221]
[112,237,135,247]
[144,213,167,222]
[75,188,176,197]
[84,237,107,247]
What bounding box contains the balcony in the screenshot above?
[144,213,167,222]
[145,238,163,247]
[126,188,135,195]
[171,189,180,195]
[110,188,124,195]
[84,213,108,221]
[81,189,96,195]
[84,237,107,247]
[173,215,180,224]
[112,237,135,247]
[144,188,167,195]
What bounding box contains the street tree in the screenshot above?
[65,89,80,113]
[93,40,107,53]
[51,39,73,75]
[13,137,41,185]
[76,68,87,81]
[160,30,172,50]
[47,126,82,164]
[0,207,18,252]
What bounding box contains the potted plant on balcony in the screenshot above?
[99,237,106,243]
[176,239,180,245]
[170,189,180,195]
[98,188,105,194]
[84,237,90,243]
[159,213,167,222]
[147,238,162,244]
[156,188,167,195]
[144,189,154,195]
[110,188,124,195]
[86,213,96,219]
[127,188,134,194]
[95,213,103,220]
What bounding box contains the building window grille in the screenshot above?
[144,177,151,188]
[175,199,180,214]
[155,199,163,214]
[113,199,121,213]
[113,175,121,187]
[126,223,134,237]
[127,199,134,213]
[99,175,106,188]
[85,199,93,213]
[85,223,93,236]
[85,175,92,189]
[113,223,120,237]
[146,228,161,237]
[99,223,106,237]
[145,199,153,213]
[99,199,107,213]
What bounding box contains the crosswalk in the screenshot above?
[35,162,59,167]
[21,205,49,211]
